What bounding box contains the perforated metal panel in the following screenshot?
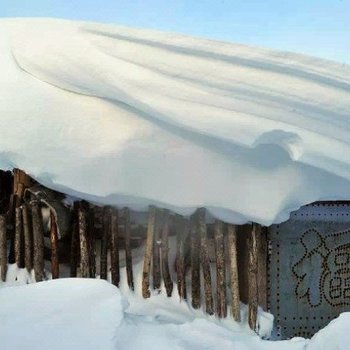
[268,203,350,339]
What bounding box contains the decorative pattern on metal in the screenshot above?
[268,203,350,339]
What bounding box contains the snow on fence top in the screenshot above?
[1,18,350,225]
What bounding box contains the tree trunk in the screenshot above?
[191,213,201,309]
[198,208,214,315]
[31,200,45,282]
[70,202,79,277]
[100,206,110,280]
[248,223,260,332]
[124,207,134,290]
[142,206,156,298]
[214,220,227,318]
[22,203,33,272]
[161,209,173,297]
[15,207,23,267]
[50,211,59,279]
[79,207,90,278]
[0,215,7,281]
[227,224,241,322]
[152,209,161,291]
[110,208,120,287]
[176,215,189,301]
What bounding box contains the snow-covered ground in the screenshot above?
[1,18,350,226]
[1,266,350,350]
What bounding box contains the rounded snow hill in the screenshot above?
[0,278,125,350]
[1,18,350,225]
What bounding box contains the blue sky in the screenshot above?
[1,0,349,63]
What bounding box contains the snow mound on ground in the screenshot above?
[0,279,125,350]
[0,278,305,350]
[1,18,350,224]
[1,278,350,349]
[307,313,350,350]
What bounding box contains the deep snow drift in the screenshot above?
[1,18,350,225]
[1,276,350,350]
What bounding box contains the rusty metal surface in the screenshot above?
[268,203,350,339]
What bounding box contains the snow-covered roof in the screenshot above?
[1,18,350,225]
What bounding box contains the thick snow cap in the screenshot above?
[1,18,350,225]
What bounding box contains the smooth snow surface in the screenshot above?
[1,18,350,224]
[0,279,124,350]
[1,276,350,350]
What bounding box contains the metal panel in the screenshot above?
[268,203,350,339]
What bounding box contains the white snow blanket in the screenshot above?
[1,278,350,350]
[1,18,350,225]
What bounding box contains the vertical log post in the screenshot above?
[0,215,7,281]
[214,220,227,318]
[31,200,45,282]
[176,215,189,301]
[248,223,260,332]
[88,206,96,278]
[22,203,33,272]
[152,209,161,291]
[124,207,134,290]
[258,227,268,311]
[198,208,214,315]
[191,213,201,309]
[100,206,110,280]
[110,208,120,287]
[70,202,79,277]
[142,206,156,298]
[227,224,240,322]
[161,209,173,297]
[50,211,59,279]
[79,205,90,278]
[14,207,23,267]
[7,193,16,264]
[9,169,32,264]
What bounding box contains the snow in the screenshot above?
[1,18,350,225]
[0,278,124,350]
[1,268,350,350]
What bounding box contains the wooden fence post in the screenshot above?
[110,208,120,287]
[191,213,201,309]
[0,215,7,281]
[100,206,110,280]
[15,207,23,267]
[22,204,33,272]
[215,220,227,318]
[7,193,16,264]
[227,224,240,322]
[9,169,32,264]
[142,206,156,298]
[161,209,173,297]
[176,215,189,301]
[124,207,134,290]
[79,207,90,278]
[50,211,59,279]
[248,223,260,331]
[152,209,161,291]
[70,202,79,277]
[88,206,96,278]
[31,200,45,282]
[198,208,214,315]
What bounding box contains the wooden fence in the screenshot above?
[0,169,267,332]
